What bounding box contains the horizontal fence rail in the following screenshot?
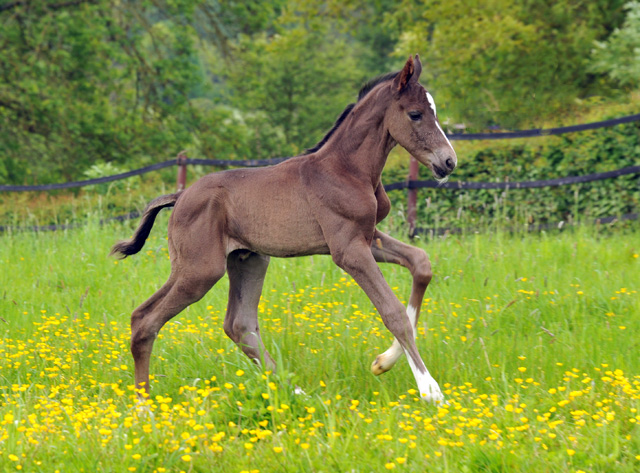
[0,158,291,192]
[447,113,640,140]
[383,165,640,191]
[412,212,640,237]
[0,161,176,192]
[0,211,141,234]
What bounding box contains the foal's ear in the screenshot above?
[394,54,422,93]
[413,54,423,80]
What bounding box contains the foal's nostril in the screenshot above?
[445,158,455,171]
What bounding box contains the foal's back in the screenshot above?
[169,156,330,258]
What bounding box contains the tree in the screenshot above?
[0,1,201,182]
[0,0,282,184]
[590,1,640,88]
[391,0,628,129]
[222,3,370,158]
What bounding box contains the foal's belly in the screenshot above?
[223,179,330,257]
[227,203,330,257]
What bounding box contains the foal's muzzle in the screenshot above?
[431,149,457,179]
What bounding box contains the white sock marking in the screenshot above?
[375,305,418,368]
[406,304,418,335]
[405,304,443,401]
[405,348,444,402]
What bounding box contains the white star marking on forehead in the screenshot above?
[426,92,437,116]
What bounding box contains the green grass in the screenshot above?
[0,218,639,472]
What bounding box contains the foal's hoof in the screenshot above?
[418,379,446,404]
[420,390,446,404]
[371,355,393,376]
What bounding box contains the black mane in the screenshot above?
[304,71,400,155]
[357,71,399,101]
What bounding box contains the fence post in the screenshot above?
[407,156,419,238]
[176,150,187,191]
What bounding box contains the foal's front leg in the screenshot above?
[370,230,432,375]
[330,236,443,402]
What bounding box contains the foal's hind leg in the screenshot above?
[131,252,226,395]
[369,230,433,375]
[223,251,276,371]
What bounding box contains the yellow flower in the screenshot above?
[301,443,310,450]
[236,370,244,376]
[385,463,396,470]
[566,449,575,456]
[273,447,283,453]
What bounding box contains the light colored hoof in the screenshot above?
[371,355,392,376]
[134,398,152,415]
[420,390,446,403]
[418,378,445,403]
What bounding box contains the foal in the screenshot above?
[112,55,457,402]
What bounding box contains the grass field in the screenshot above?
[0,218,638,472]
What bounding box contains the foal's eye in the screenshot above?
[408,111,423,121]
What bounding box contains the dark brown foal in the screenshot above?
[112,55,457,402]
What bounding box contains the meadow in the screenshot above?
[0,217,638,472]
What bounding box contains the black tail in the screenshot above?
[110,192,181,258]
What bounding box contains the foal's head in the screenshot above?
[385,55,457,180]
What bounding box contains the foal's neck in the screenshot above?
[318,93,396,187]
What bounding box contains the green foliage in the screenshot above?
[82,162,140,196]
[0,0,638,194]
[590,1,640,88]
[222,9,369,157]
[392,0,628,129]
[0,1,205,183]
[383,120,640,232]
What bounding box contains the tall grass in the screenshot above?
[0,218,638,472]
